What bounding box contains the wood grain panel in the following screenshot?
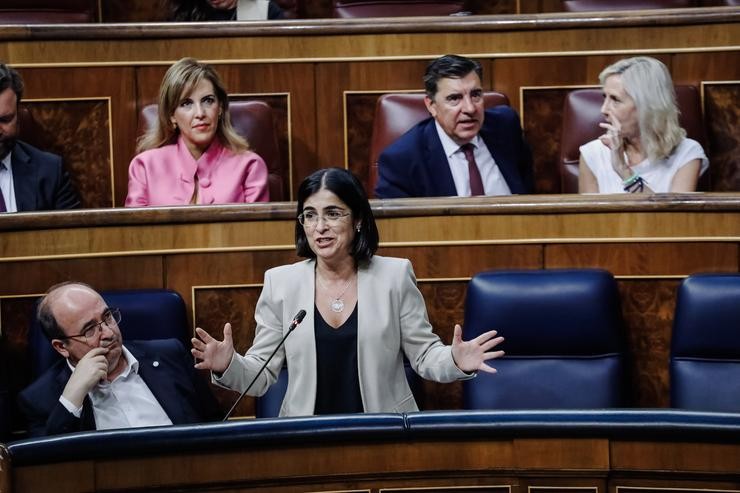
[346,92,384,187]
[194,286,263,417]
[0,297,36,434]
[13,461,94,493]
[521,88,571,194]
[379,244,542,278]
[95,441,515,491]
[544,242,739,275]
[0,256,164,294]
[15,66,136,207]
[704,83,740,192]
[617,280,679,408]
[611,441,740,472]
[21,99,112,208]
[514,438,610,470]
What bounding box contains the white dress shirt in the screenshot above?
[0,152,18,212]
[59,346,173,430]
[434,121,511,196]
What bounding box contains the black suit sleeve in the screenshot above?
[18,381,89,438]
[375,149,413,198]
[517,130,535,194]
[51,157,81,210]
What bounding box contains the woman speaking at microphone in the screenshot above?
[191,168,504,416]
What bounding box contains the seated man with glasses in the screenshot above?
[18,281,221,437]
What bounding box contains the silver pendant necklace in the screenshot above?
[316,273,354,313]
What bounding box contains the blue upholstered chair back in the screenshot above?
[29,289,190,378]
[462,269,625,409]
[670,274,740,412]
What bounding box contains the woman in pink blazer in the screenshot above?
[125,58,269,207]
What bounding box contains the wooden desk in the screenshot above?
[1,194,738,422]
[2,410,740,493]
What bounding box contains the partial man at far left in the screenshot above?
[0,63,80,212]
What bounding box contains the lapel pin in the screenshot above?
[152,361,160,367]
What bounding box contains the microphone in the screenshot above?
[222,309,306,421]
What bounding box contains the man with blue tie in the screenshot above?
[19,282,221,437]
[375,54,534,199]
[0,63,79,213]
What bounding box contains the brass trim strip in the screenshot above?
[381,485,512,492]
[0,244,297,263]
[617,487,740,493]
[530,488,597,493]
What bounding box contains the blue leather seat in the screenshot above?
[29,289,190,377]
[462,269,625,409]
[255,367,289,418]
[670,274,740,412]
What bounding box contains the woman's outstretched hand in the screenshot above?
[192,322,236,374]
[450,324,505,374]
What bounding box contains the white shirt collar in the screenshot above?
[433,120,482,158]
[1,150,11,171]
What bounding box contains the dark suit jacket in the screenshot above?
[11,140,80,211]
[18,339,222,437]
[375,106,534,199]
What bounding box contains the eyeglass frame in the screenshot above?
[59,307,122,344]
[297,209,352,229]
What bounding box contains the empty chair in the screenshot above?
[670,274,740,412]
[368,91,509,195]
[333,0,467,18]
[559,85,707,193]
[29,288,190,378]
[463,269,625,409]
[139,100,286,201]
[0,0,97,24]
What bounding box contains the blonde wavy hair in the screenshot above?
[599,56,685,162]
[137,57,249,154]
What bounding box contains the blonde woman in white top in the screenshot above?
[579,56,708,194]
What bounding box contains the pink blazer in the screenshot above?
[125,136,270,207]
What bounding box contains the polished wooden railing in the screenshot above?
[2,410,740,493]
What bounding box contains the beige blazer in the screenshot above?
[216,255,469,416]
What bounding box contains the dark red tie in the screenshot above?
[461,143,484,196]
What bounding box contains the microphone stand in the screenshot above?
[222,310,306,421]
